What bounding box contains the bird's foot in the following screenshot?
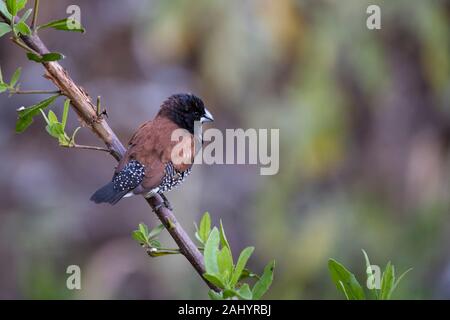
[164,200,173,211]
[152,194,173,212]
[160,194,173,211]
[152,202,164,212]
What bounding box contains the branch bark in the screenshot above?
[1,13,217,292]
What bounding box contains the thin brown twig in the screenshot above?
[62,144,111,153]
[10,89,61,95]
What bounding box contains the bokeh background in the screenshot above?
[0,0,449,299]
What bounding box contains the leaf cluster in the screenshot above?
[0,0,85,62]
[0,66,21,94]
[196,212,275,300]
[328,249,412,300]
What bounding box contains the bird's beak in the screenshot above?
[201,108,214,123]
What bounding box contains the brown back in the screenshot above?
[116,116,195,191]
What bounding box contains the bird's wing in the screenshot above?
[116,116,195,193]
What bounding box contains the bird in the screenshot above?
[90,93,214,207]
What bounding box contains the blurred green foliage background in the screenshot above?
[0,0,449,299]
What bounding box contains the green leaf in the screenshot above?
[26,52,41,62]
[148,224,165,239]
[362,249,372,277]
[42,52,64,62]
[16,94,59,133]
[70,126,81,145]
[199,212,211,244]
[203,273,225,289]
[328,258,365,300]
[222,289,239,299]
[217,246,233,283]
[147,250,179,257]
[219,219,231,251]
[6,0,17,16]
[15,0,26,13]
[391,268,412,298]
[47,110,58,124]
[237,283,252,300]
[15,21,31,35]
[39,109,49,124]
[362,249,379,298]
[204,227,220,275]
[138,223,149,239]
[0,83,8,93]
[338,281,350,299]
[194,232,203,244]
[40,108,69,144]
[38,18,85,33]
[0,1,12,20]
[193,222,203,244]
[132,230,147,244]
[380,262,395,300]
[45,111,65,140]
[252,260,275,300]
[57,133,70,146]
[239,268,260,281]
[208,290,223,300]
[46,123,66,143]
[10,67,21,88]
[26,52,64,63]
[0,65,3,83]
[149,239,161,248]
[15,114,32,132]
[61,99,70,130]
[230,246,254,287]
[0,22,12,38]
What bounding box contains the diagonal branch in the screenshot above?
[0,13,218,292]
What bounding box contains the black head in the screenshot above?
[158,93,213,133]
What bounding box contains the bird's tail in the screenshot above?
[90,182,129,205]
